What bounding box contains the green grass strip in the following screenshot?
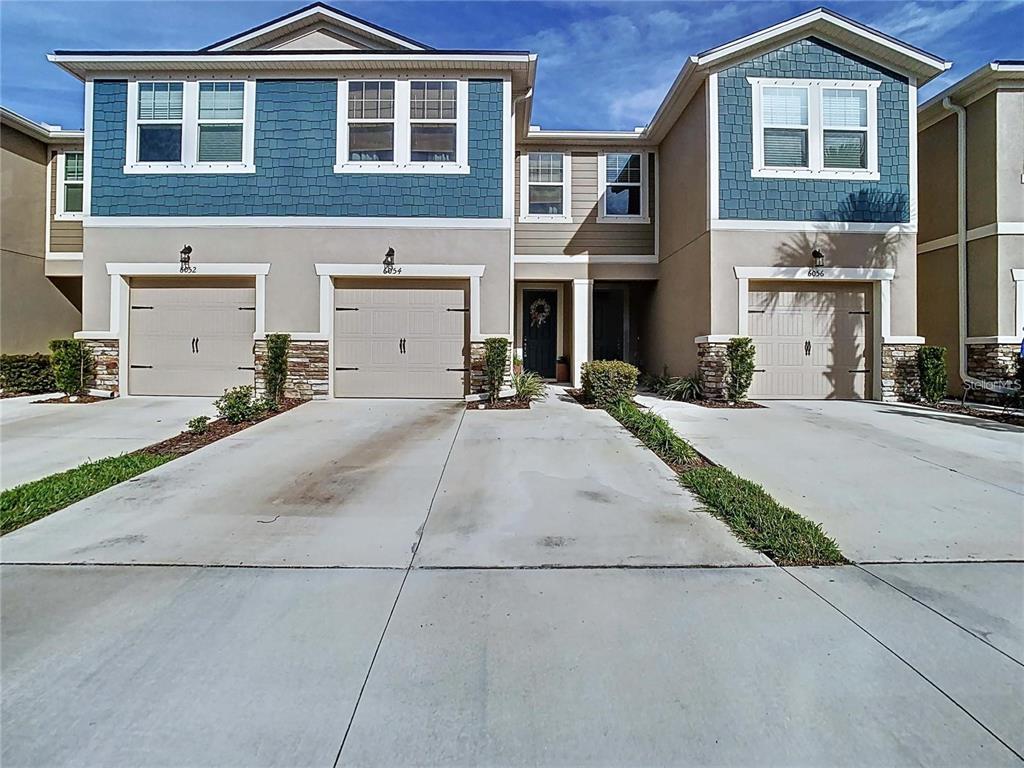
[1,452,174,535]
[606,398,845,566]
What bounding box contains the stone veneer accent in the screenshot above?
[254,339,329,400]
[696,341,730,401]
[879,343,922,402]
[81,338,119,395]
[469,339,512,396]
[965,343,1020,404]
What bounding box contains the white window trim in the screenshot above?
[334,79,469,175]
[749,77,880,181]
[55,148,85,220]
[519,152,572,223]
[597,151,649,224]
[124,78,256,174]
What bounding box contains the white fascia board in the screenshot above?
[206,6,427,52]
[919,62,1024,125]
[315,263,486,278]
[0,107,84,142]
[84,216,511,230]
[695,9,949,75]
[106,262,271,275]
[712,219,915,234]
[48,52,533,68]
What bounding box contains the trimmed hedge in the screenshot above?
[264,333,291,407]
[917,345,948,404]
[0,354,55,394]
[581,360,638,407]
[48,339,93,397]
[483,337,508,403]
[726,337,756,402]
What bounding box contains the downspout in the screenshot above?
[942,97,1010,395]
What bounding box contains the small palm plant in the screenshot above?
[511,371,545,404]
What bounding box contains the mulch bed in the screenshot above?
[690,399,765,409]
[467,399,530,411]
[140,398,306,457]
[565,389,600,409]
[32,394,110,404]
[930,402,1024,428]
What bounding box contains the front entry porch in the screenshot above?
[514,280,651,386]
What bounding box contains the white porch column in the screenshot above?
[572,278,593,388]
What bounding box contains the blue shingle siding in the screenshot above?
[91,79,504,218]
[718,38,910,223]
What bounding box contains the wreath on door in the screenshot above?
[529,298,552,328]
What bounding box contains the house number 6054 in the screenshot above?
[383,265,403,275]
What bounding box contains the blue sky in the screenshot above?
[2,0,1021,130]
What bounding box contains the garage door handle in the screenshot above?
[335,367,359,371]
[400,338,406,354]
[192,337,199,354]
[804,341,811,356]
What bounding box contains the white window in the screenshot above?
[55,149,85,219]
[598,152,649,223]
[519,152,571,222]
[124,79,256,174]
[749,77,879,180]
[335,79,469,174]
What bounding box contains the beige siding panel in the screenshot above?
[747,281,871,399]
[48,151,83,252]
[515,148,655,256]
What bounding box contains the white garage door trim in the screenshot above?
[94,262,270,396]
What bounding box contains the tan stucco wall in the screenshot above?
[642,232,711,377]
[82,226,512,335]
[1,125,81,353]
[513,148,655,256]
[709,230,919,336]
[917,243,963,392]
[917,113,958,243]
[966,235,999,337]
[998,234,1024,337]
[967,92,998,231]
[996,89,1024,224]
[657,82,708,260]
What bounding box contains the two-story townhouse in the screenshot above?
[49,4,948,402]
[51,3,534,399]
[917,62,1024,400]
[514,9,948,400]
[0,108,84,354]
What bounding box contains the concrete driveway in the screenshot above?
[638,397,1024,563]
[0,394,214,490]
[2,391,1021,766]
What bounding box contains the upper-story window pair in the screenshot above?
[125,79,256,174]
[749,78,880,180]
[56,149,85,218]
[335,79,469,174]
[520,151,649,224]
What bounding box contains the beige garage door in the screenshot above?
[128,278,256,396]
[747,282,871,399]
[334,280,467,399]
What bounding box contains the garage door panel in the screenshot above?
[129,283,255,397]
[748,282,871,400]
[333,282,467,399]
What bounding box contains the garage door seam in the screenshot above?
[854,564,1024,669]
[783,567,1024,761]
[331,405,467,768]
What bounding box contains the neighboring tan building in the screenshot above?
[46,4,948,401]
[917,62,1024,398]
[1,108,84,354]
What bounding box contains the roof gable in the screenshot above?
[203,3,430,52]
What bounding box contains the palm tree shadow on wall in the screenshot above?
[757,189,908,400]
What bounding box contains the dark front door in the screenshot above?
[593,288,625,361]
[523,289,558,378]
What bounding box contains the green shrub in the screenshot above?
[606,398,701,467]
[214,386,268,424]
[659,374,702,402]
[511,370,545,404]
[483,337,508,403]
[264,333,291,407]
[48,339,93,397]
[581,360,638,407]
[0,354,55,394]
[726,337,756,402]
[917,345,948,404]
[187,416,211,435]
